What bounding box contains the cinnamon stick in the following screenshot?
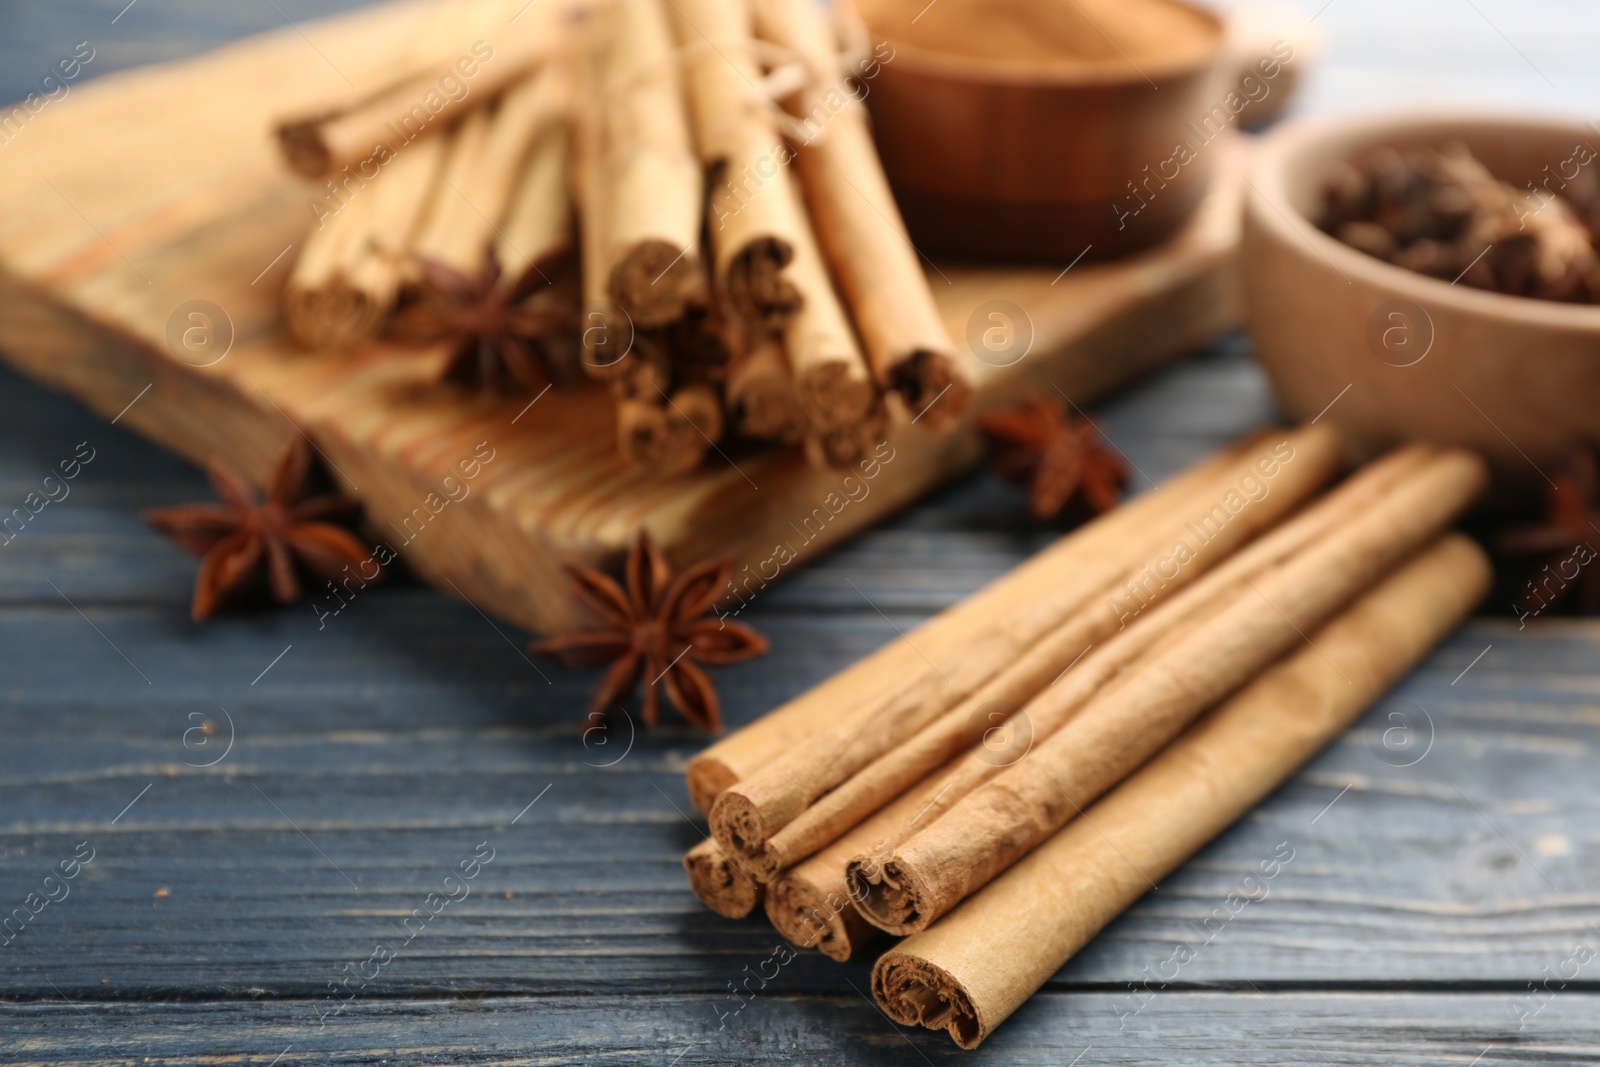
[669,381,726,449]
[284,132,446,349]
[727,324,808,444]
[681,428,1308,814]
[873,533,1491,1048]
[410,108,493,273]
[616,382,722,473]
[609,337,675,402]
[668,0,804,326]
[615,398,679,468]
[750,0,974,429]
[765,750,972,961]
[495,116,574,291]
[755,443,1436,879]
[754,450,1437,949]
[848,448,1489,936]
[658,297,734,381]
[597,0,706,328]
[802,399,889,469]
[571,16,631,381]
[274,14,561,181]
[685,837,765,918]
[410,65,568,276]
[783,178,876,434]
[709,425,1344,874]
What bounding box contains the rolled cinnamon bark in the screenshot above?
[848,448,1488,936]
[284,188,384,350]
[873,533,1492,1049]
[616,398,679,468]
[598,0,706,328]
[755,443,1435,878]
[727,324,808,444]
[682,427,1305,814]
[284,132,446,349]
[658,296,733,381]
[765,765,957,961]
[709,424,1344,873]
[409,108,491,270]
[277,73,460,182]
[750,0,973,429]
[410,65,568,276]
[495,115,575,292]
[802,398,890,469]
[611,337,675,402]
[571,18,632,381]
[758,448,1437,949]
[668,381,725,447]
[668,0,804,327]
[616,382,722,473]
[765,866,878,960]
[783,178,876,434]
[684,837,764,919]
[274,16,560,181]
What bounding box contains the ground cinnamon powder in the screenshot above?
[854,0,1219,70]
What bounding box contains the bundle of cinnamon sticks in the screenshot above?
[682,423,1494,1048]
[278,3,576,355]
[270,0,973,473]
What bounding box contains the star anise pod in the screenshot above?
[531,530,768,733]
[1496,444,1600,615]
[145,438,374,619]
[978,396,1127,521]
[391,248,574,392]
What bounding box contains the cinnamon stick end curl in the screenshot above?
[872,951,984,1049]
[609,241,703,328]
[274,120,333,180]
[684,839,764,919]
[893,349,975,431]
[765,873,876,962]
[686,758,738,815]
[844,854,933,936]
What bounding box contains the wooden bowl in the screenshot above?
[843,0,1228,262]
[1242,112,1600,486]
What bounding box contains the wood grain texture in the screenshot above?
[8,992,1600,1065]
[0,0,1242,636]
[0,342,1273,612]
[3,602,1596,998]
[7,328,1600,1057]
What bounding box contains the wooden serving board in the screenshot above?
[0,0,1244,634]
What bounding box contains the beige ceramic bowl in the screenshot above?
[1242,112,1600,487]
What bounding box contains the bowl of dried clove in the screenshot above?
[1242,111,1600,485]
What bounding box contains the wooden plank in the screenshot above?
[7,991,1600,1065]
[0,0,1244,635]
[0,343,1271,611]
[2,600,1597,996]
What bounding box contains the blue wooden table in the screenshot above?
[4,3,1600,1063]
